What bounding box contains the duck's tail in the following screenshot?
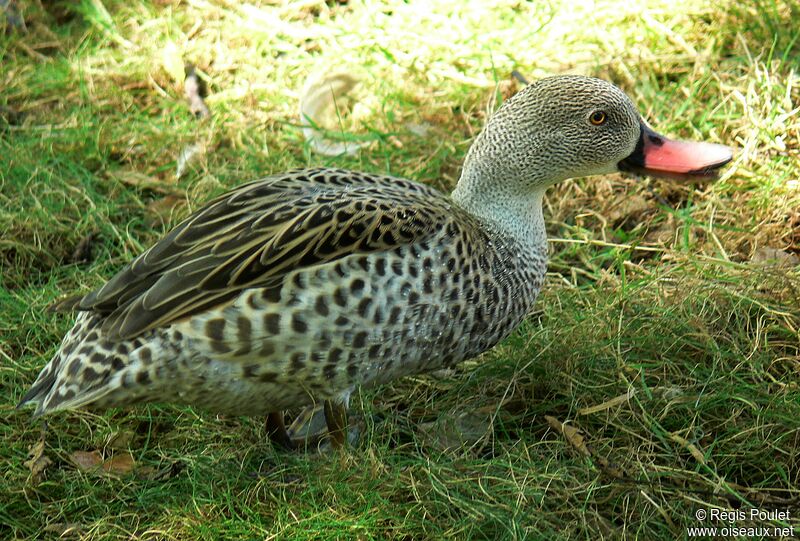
[17,312,131,417]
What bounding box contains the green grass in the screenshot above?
[2,0,799,539]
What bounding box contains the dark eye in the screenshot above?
[589,111,607,125]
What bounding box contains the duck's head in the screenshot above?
[458,75,732,195]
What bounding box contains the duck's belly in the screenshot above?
[116,241,543,415]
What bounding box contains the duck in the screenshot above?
[18,75,732,449]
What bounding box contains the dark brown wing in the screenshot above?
[57,168,453,340]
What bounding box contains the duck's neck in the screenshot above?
[451,162,548,257]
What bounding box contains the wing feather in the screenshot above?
[57,168,454,340]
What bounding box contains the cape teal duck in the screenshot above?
[19,76,732,448]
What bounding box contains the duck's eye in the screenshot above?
[589,111,607,125]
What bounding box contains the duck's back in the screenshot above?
[20,167,546,416]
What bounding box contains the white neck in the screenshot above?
[451,163,548,256]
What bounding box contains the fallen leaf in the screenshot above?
[107,429,135,450]
[578,388,635,415]
[750,247,799,267]
[136,461,184,481]
[545,415,590,457]
[71,450,137,476]
[24,439,52,483]
[668,432,706,465]
[299,71,367,157]
[71,450,103,472]
[102,452,136,475]
[545,415,628,478]
[544,415,627,479]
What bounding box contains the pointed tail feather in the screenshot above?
[17,367,58,417]
[18,312,129,417]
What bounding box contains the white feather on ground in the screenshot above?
[299,72,368,157]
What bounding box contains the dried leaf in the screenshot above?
[299,71,367,157]
[546,415,628,478]
[71,450,137,476]
[136,461,183,481]
[750,247,799,267]
[578,388,635,415]
[71,450,103,471]
[102,452,136,475]
[24,439,52,483]
[545,415,591,457]
[668,432,706,465]
[107,429,135,450]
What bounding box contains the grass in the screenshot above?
[1,0,799,539]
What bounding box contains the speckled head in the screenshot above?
[455,75,732,197]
